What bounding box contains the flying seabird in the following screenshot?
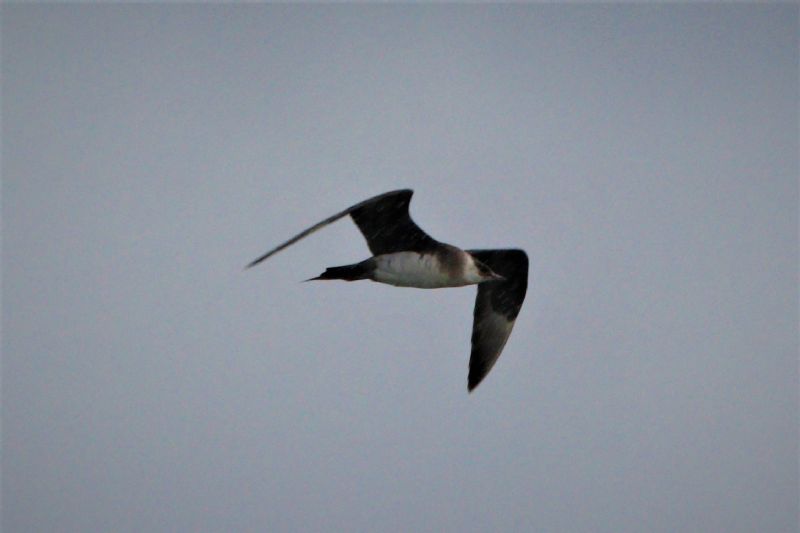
[246,189,528,392]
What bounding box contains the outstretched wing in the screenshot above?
[466,249,529,392]
[349,189,438,255]
[246,189,438,269]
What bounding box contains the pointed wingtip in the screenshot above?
[245,254,269,270]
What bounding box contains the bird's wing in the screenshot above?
[246,189,437,269]
[348,189,438,255]
[465,249,529,392]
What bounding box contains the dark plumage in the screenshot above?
[247,189,529,392]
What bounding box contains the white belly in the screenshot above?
[372,252,468,288]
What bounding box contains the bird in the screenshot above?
[246,189,528,392]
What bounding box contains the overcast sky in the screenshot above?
[3,5,797,532]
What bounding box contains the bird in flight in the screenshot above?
[246,189,528,392]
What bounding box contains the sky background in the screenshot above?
[3,5,797,532]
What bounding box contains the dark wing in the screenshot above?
[349,189,438,255]
[465,249,529,392]
[246,189,438,269]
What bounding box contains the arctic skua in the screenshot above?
[247,189,528,392]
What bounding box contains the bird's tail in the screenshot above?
[305,261,372,282]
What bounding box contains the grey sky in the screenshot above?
[3,5,797,532]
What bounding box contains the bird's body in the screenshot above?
[316,246,490,288]
[247,189,528,392]
[371,247,484,288]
